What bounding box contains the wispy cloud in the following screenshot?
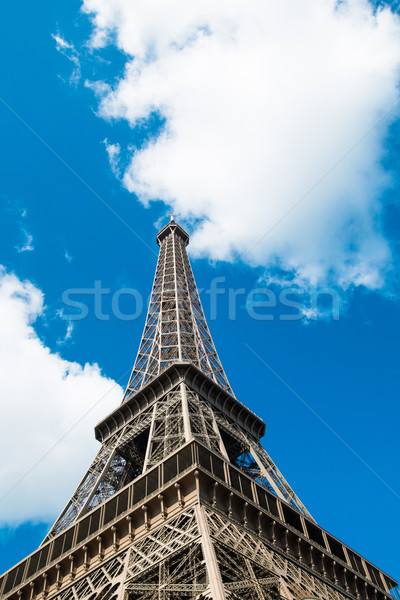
[52,33,81,85]
[15,228,34,253]
[64,250,73,263]
[57,320,74,345]
[103,138,121,177]
[56,307,75,345]
[6,200,35,253]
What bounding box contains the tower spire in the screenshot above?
[123,219,232,402]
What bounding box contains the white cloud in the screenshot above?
[0,268,122,525]
[82,0,400,291]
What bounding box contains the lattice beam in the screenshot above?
[123,219,232,399]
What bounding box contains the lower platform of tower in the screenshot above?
[0,440,396,600]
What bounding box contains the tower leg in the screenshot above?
[195,505,228,600]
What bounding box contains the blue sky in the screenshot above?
[0,0,400,588]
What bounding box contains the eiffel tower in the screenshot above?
[0,218,397,600]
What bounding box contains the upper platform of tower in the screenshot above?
[156,217,189,246]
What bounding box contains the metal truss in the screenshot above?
[187,391,225,456]
[46,384,223,539]
[42,503,353,600]
[46,377,312,540]
[46,405,154,539]
[212,408,314,520]
[51,505,344,600]
[204,507,348,600]
[43,218,311,544]
[53,553,127,600]
[124,545,209,599]
[123,220,232,400]
[143,390,186,470]
[121,505,282,600]
[124,509,200,584]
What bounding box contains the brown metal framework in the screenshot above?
[124,219,232,399]
[0,219,397,600]
[43,221,311,539]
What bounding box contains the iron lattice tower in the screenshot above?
[0,219,397,600]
